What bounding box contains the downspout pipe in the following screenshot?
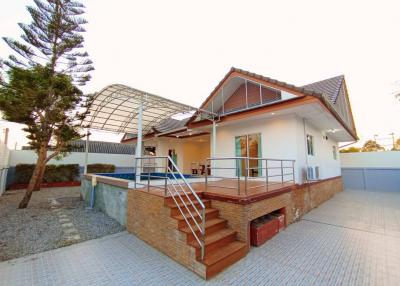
[89,185,96,208]
[89,176,97,209]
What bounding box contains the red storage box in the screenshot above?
[250,217,279,247]
[269,213,285,232]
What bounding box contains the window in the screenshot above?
[144,146,156,156]
[332,146,337,160]
[306,134,314,156]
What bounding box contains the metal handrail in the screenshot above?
[206,157,295,195]
[134,156,206,260]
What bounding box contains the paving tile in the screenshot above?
[1,190,400,285]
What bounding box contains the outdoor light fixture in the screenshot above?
[327,128,339,133]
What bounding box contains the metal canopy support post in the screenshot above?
[135,100,143,183]
[84,129,90,174]
[211,120,217,176]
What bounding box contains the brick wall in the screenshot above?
[125,176,343,277]
[210,177,343,246]
[126,190,206,278]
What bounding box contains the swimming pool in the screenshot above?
[96,172,195,181]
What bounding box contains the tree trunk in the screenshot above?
[33,165,46,192]
[18,145,47,209]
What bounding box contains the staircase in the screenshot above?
[165,194,247,279]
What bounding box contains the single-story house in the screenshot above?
[81,67,357,279]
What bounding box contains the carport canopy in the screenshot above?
[82,84,217,175]
[83,84,209,134]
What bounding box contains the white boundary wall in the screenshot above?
[9,150,135,167]
[340,151,400,168]
[340,151,400,192]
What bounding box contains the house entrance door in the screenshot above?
[235,133,261,177]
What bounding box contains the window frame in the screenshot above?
[332,146,337,160]
[306,134,314,156]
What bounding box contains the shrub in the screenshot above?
[14,164,80,184]
[87,164,115,174]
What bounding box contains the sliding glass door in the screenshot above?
[235,133,261,177]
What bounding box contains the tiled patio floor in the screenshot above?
[1,189,400,285]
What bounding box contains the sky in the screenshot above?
[1,0,400,149]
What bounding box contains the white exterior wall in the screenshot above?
[211,115,341,183]
[143,137,210,174]
[213,115,299,181]
[302,120,341,180]
[340,151,400,168]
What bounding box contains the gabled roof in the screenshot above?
[154,118,190,133]
[120,117,191,142]
[198,67,320,110]
[190,67,357,140]
[302,75,344,104]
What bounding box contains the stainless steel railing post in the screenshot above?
[237,158,240,195]
[281,160,284,185]
[164,157,168,196]
[244,158,248,196]
[201,208,206,260]
[205,160,208,193]
[134,158,137,189]
[147,158,150,192]
[265,159,269,189]
[292,160,295,183]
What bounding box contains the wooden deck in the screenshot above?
[134,178,296,204]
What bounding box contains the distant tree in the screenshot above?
[339,146,361,153]
[392,138,400,151]
[0,0,93,208]
[361,140,385,152]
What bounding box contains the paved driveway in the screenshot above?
[1,190,400,286]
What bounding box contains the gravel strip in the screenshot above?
[0,187,124,261]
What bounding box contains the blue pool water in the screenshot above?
[96,172,194,181]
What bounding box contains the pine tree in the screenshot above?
[0,0,93,208]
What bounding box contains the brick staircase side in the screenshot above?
[126,190,207,277]
[165,194,248,279]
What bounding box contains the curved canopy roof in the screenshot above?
[84,84,212,134]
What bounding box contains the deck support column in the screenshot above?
[84,129,90,174]
[135,100,143,183]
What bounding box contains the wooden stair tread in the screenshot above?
[188,229,236,248]
[202,241,247,266]
[180,218,226,234]
[166,199,210,209]
[172,208,217,220]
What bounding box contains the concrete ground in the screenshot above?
[1,189,399,286]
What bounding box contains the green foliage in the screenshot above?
[0,0,93,207]
[2,0,93,85]
[339,146,361,153]
[0,0,93,161]
[14,164,79,184]
[0,65,85,154]
[361,140,385,152]
[87,164,116,174]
